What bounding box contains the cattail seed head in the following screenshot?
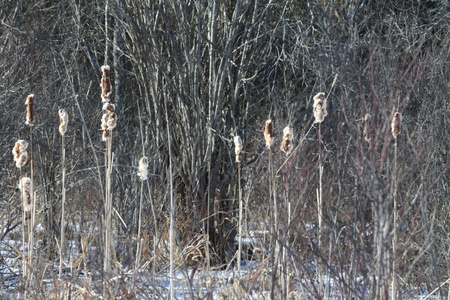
[16,151,28,168]
[12,140,29,168]
[138,157,149,181]
[313,92,328,123]
[234,136,243,163]
[58,109,69,136]
[264,119,274,148]
[107,112,117,129]
[280,126,293,154]
[19,177,33,212]
[391,112,402,139]
[101,65,112,102]
[364,113,371,142]
[102,102,115,113]
[25,94,34,125]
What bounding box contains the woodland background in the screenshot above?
[0,0,449,298]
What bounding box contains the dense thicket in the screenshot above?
[0,0,448,298]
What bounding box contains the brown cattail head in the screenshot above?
[280,126,294,154]
[138,157,149,181]
[101,65,112,102]
[391,112,402,139]
[364,113,371,142]
[58,109,69,136]
[19,177,33,212]
[264,119,274,148]
[313,92,328,123]
[12,140,29,168]
[25,94,34,125]
[234,136,243,163]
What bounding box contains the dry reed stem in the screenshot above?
[264,120,274,148]
[313,92,327,124]
[391,111,401,299]
[59,110,68,279]
[234,136,243,163]
[280,126,293,154]
[25,94,34,125]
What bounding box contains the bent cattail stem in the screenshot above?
[280,126,293,154]
[234,136,243,163]
[101,65,112,102]
[138,157,149,181]
[313,92,328,124]
[25,94,34,125]
[391,112,402,139]
[364,114,371,142]
[59,109,69,136]
[264,120,274,148]
[19,177,33,212]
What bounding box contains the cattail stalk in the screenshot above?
[391,112,401,300]
[25,94,35,283]
[313,92,327,296]
[58,109,68,279]
[234,136,243,274]
[281,126,293,298]
[14,140,29,280]
[135,157,148,271]
[164,95,175,300]
[100,66,115,281]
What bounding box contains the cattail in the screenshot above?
[391,112,402,139]
[25,94,34,125]
[138,157,149,181]
[16,151,28,168]
[101,65,112,102]
[280,126,293,154]
[58,109,69,136]
[264,119,274,148]
[12,140,29,168]
[364,113,371,142]
[103,102,115,113]
[107,112,117,129]
[313,92,328,123]
[19,177,33,212]
[234,136,243,163]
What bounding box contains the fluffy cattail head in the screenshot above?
[19,177,33,212]
[15,151,28,168]
[280,126,293,154]
[264,119,274,148]
[313,92,328,123]
[391,112,402,139]
[102,102,115,113]
[101,65,112,102]
[138,157,149,181]
[58,109,69,136]
[234,136,243,163]
[12,140,29,168]
[364,113,371,142]
[25,94,34,125]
